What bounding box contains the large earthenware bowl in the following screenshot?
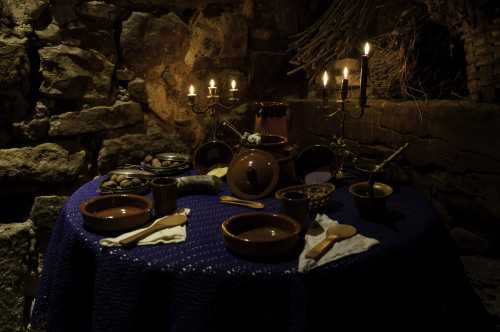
[221,212,301,258]
[80,194,153,233]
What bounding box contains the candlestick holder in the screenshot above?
[187,94,240,140]
[317,86,368,181]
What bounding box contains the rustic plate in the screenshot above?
[295,145,336,184]
[193,140,234,175]
[221,212,301,258]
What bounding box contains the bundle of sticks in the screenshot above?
[288,0,380,81]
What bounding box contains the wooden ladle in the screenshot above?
[219,196,265,209]
[305,224,357,260]
[119,214,187,246]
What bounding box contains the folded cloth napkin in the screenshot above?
[299,214,379,273]
[100,208,190,247]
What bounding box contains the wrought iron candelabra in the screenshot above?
[317,44,371,179]
[187,80,240,140]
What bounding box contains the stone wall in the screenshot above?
[0,0,313,215]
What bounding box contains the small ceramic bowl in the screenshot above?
[221,212,301,258]
[349,181,393,218]
[80,194,153,233]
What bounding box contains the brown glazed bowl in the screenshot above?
[221,212,301,258]
[349,181,393,219]
[80,194,153,233]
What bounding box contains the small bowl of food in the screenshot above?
[221,212,301,258]
[80,194,153,233]
[141,153,191,175]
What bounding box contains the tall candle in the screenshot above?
[322,70,329,103]
[188,84,196,104]
[229,79,238,100]
[359,42,370,107]
[208,79,217,97]
[341,67,349,101]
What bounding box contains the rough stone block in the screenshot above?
[97,129,188,173]
[30,196,67,230]
[128,78,147,104]
[39,44,115,106]
[76,1,120,23]
[184,10,247,69]
[461,255,500,328]
[0,143,86,185]
[477,54,494,66]
[30,196,67,253]
[121,12,189,75]
[0,33,30,124]
[12,118,49,141]
[0,221,33,332]
[48,101,144,136]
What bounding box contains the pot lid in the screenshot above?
[227,149,279,200]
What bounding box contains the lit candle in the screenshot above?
[208,79,217,97]
[341,67,349,100]
[359,42,370,107]
[229,79,238,100]
[322,70,329,103]
[188,84,196,104]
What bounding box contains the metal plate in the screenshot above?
[155,153,192,163]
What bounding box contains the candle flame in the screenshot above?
[231,79,237,90]
[322,70,329,87]
[209,79,216,88]
[189,85,195,95]
[364,42,370,56]
[343,67,349,79]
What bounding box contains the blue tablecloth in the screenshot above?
[31,177,493,332]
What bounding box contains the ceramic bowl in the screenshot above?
[349,181,393,218]
[80,194,153,233]
[221,212,301,258]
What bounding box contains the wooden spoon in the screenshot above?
[305,224,357,260]
[219,195,265,209]
[119,214,187,246]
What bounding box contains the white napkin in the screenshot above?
[299,214,379,273]
[100,208,190,247]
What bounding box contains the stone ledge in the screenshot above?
[0,143,86,184]
[48,101,144,136]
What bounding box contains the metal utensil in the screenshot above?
[119,214,187,246]
[219,195,265,209]
[305,224,357,260]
